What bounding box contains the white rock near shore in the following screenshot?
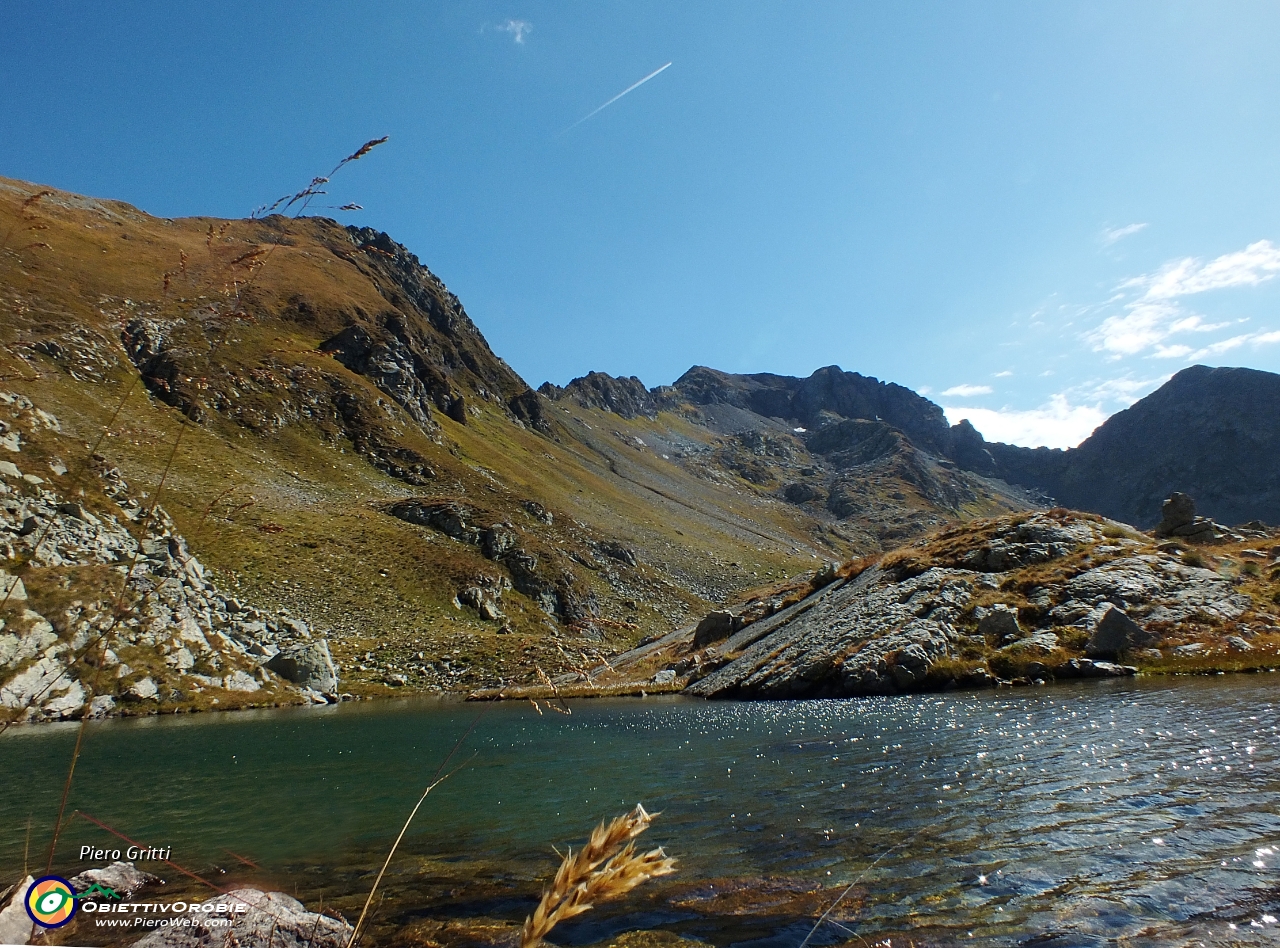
[131,888,353,948]
[0,875,35,946]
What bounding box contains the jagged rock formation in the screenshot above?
[548,363,1280,531]
[542,365,1036,545]
[539,372,658,419]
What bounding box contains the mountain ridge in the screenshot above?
[544,362,1280,528]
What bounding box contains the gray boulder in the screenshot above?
[128,676,159,700]
[977,603,1021,641]
[70,861,161,897]
[1054,657,1137,678]
[132,888,352,948]
[0,570,27,602]
[1003,630,1060,654]
[693,610,736,648]
[1154,492,1217,542]
[889,642,932,688]
[266,641,338,696]
[1155,492,1197,535]
[1085,604,1155,657]
[458,585,505,621]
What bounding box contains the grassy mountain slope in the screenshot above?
[4,176,1036,699]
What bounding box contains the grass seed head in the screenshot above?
[521,804,675,948]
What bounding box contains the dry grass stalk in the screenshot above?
[534,665,572,714]
[521,804,676,948]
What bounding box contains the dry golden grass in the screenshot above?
[522,804,676,948]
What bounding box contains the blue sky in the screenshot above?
[4,2,1280,447]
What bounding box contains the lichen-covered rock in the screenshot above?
[69,861,161,898]
[132,888,352,948]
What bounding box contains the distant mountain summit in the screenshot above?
[981,365,1280,527]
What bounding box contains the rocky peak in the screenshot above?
[539,371,658,419]
[671,364,955,457]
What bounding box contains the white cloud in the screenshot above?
[943,396,1108,449]
[497,18,532,43]
[916,385,933,395]
[1155,328,1280,360]
[1138,240,1280,299]
[1082,374,1167,404]
[1086,239,1280,357]
[940,384,993,397]
[1101,222,1148,246]
[993,370,1013,378]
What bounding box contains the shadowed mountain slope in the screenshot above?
[981,366,1280,527]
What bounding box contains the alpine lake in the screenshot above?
[2,675,1278,947]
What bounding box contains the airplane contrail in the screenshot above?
[563,61,672,132]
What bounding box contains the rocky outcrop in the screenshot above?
[692,610,735,648]
[1085,604,1155,658]
[265,641,339,698]
[383,499,596,622]
[686,565,973,698]
[132,888,352,948]
[673,365,956,457]
[1153,492,1219,542]
[0,405,340,723]
[678,510,1270,699]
